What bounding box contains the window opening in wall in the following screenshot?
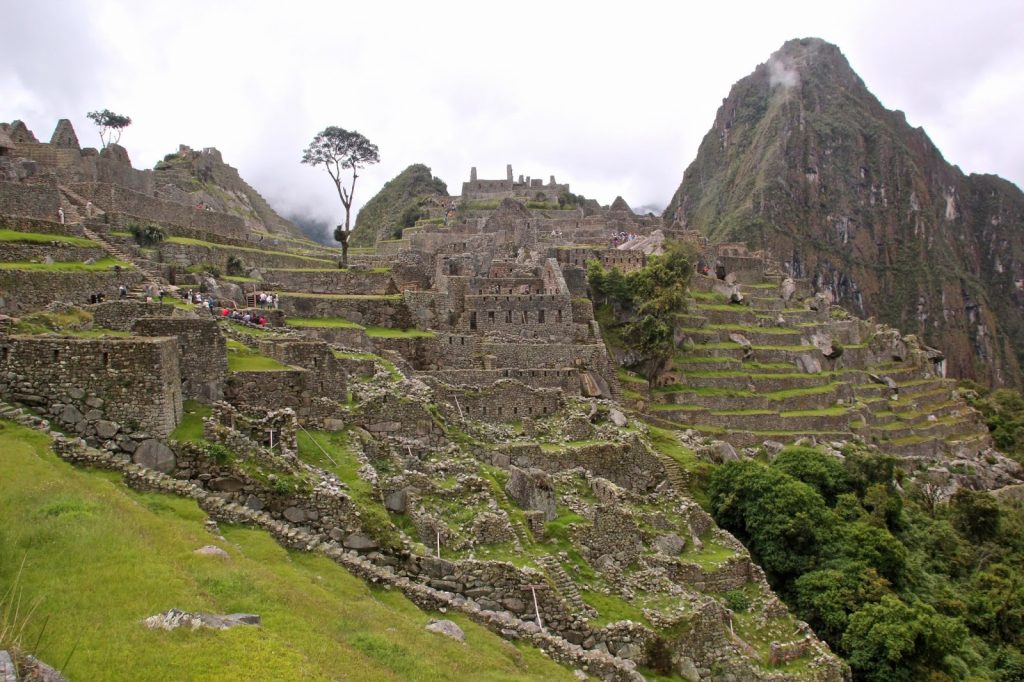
[522,311,528,324]
[102,352,110,367]
[449,336,454,345]
[1,347,8,362]
[53,349,60,362]
[460,337,465,346]
[513,407,518,415]
[488,311,495,323]
[506,311,512,323]
[470,311,477,330]
[556,309,563,323]
[538,310,545,323]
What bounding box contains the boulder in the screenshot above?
[132,439,176,474]
[59,404,83,426]
[505,466,557,520]
[94,419,120,439]
[609,408,628,427]
[795,354,822,374]
[780,277,796,302]
[208,476,244,492]
[653,533,686,556]
[193,545,230,559]
[384,488,408,513]
[425,619,465,642]
[712,441,739,463]
[282,507,307,523]
[343,533,379,551]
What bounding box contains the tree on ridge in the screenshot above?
[301,127,380,266]
[86,109,132,149]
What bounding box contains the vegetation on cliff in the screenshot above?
[351,164,448,247]
[709,444,1024,681]
[587,241,692,384]
[666,37,1024,387]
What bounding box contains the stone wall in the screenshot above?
[0,242,106,263]
[0,334,182,437]
[0,214,85,237]
[460,293,574,336]
[260,268,396,295]
[256,339,347,401]
[157,240,335,272]
[132,317,228,401]
[0,270,145,314]
[428,379,564,422]
[223,369,340,421]
[276,294,414,328]
[497,436,666,493]
[92,301,175,330]
[421,368,581,393]
[0,181,61,219]
[69,182,248,239]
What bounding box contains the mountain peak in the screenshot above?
[665,40,1024,387]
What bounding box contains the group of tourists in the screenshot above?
[255,292,278,309]
[220,307,268,327]
[610,231,640,247]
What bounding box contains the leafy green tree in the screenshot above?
[86,109,132,148]
[772,446,851,504]
[950,488,1001,543]
[709,460,835,581]
[841,595,967,682]
[301,127,380,266]
[794,561,891,642]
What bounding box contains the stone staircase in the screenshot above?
[536,555,590,616]
[79,224,167,294]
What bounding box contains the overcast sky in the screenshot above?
[2,0,1022,233]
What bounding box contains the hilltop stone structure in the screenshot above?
[2,116,1020,681]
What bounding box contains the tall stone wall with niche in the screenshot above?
[132,317,228,401]
[0,334,182,437]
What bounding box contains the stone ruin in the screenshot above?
[2,123,1018,680]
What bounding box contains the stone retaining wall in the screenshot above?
[0,335,182,437]
[92,301,175,330]
[0,270,144,313]
[260,269,396,295]
[0,243,105,263]
[276,294,414,328]
[0,182,61,219]
[132,317,228,401]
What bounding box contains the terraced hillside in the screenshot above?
[617,260,1011,485]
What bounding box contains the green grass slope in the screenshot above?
[0,420,576,681]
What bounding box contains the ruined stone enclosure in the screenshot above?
[3,120,1016,681]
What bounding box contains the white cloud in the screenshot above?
[1,0,1021,228]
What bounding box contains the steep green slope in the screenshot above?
[666,37,1024,387]
[0,420,574,681]
[351,164,448,247]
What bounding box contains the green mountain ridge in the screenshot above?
[666,37,1024,388]
[351,164,448,247]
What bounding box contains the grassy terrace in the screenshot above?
[226,338,290,372]
[366,326,435,339]
[0,420,574,681]
[654,381,845,401]
[165,236,335,264]
[0,229,97,247]
[0,257,132,272]
[286,317,363,329]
